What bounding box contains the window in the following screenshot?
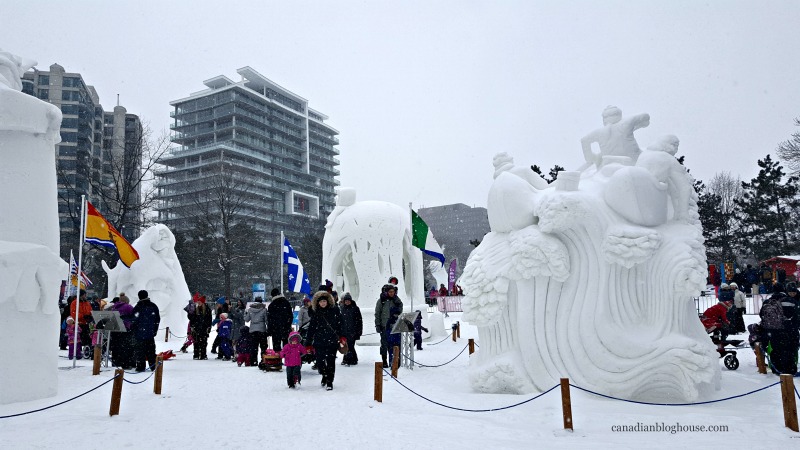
[37,89,49,100]
[38,75,49,86]
[61,132,77,142]
[61,104,79,115]
[61,118,78,129]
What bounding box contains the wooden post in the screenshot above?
[468,338,475,355]
[560,378,573,431]
[391,346,400,378]
[456,321,461,338]
[165,327,170,342]
[109,368,124,416]
[781,374,799,432]
[754,343,767,374]
[452,325,457,342]
[153,355,164,395]
[92,345,102,375]
[374,362,383,402]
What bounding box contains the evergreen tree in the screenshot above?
[737,155,800,260]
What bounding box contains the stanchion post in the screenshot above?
[456,321,461,338]
[468,338,475,355]
[391,346,400,378]
[452,324,457,342]
[165,327,170,342]
[153,355,164,395]
[109,368,124,416]
[560,378,573,431]
[374,362,383,402]
[754,343,767,374]
[780,374,799,432]
[92,345,101,375]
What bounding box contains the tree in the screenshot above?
[531,164,564,184]
[701,172,744,262]
[776,117,800,174]
[737,155,800,261]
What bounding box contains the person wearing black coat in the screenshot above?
[131,290,161,372]
[267,288,294,353]
[304,291,344,390]
[340,293,363,366]
[188,297,213,360]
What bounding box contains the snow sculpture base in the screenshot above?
[0,242,66,404]
[104,225,191,333]
[463,149,718,403]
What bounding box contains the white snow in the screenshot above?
[0,314,795,448]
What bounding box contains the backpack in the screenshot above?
[760,296,786,330]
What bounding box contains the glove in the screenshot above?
[305,345,314,353]
[339,337,347,345]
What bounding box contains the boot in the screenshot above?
[180,345,188,353]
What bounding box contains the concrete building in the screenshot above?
[22,64,143,257]
[155,66,340,252]
[417,203,490,280]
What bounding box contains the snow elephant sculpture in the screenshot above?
[462,117,718,402]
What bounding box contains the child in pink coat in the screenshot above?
[279,331,308,388]
[66,317,82,360]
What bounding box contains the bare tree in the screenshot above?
[777,117,800,174]
[705,171,743,262]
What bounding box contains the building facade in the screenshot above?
[155,66,340,251]
[417,203,490,281]
[22,64,143,257]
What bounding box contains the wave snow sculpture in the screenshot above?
[103,224,191,334]
[321,188,427,344]
[0,49,68,404]
[462,108,718,402]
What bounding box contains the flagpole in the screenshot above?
[280,231,284,294]
[73,195,86,368]
[409,202,413,314]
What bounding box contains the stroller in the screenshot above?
[699,314,743,370]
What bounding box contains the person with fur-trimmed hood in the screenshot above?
[267,288,294,353]
[340,292,363,366]
[304,291,345,390]
[375,284,403,367]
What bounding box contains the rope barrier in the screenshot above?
[403,344,469,368]
[169,330,187,339]
[0,374,119,419]
[123,370,157,385]
[796,385,800,401]
[425,333,455,346]
[382,368,560,412]
[569,381,782,406]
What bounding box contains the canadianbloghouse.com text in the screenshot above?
[611,422,729,434]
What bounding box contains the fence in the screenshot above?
[694,294,765,315]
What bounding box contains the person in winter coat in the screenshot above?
[385,306,403,367]
[413,310,428,350]
[70,290,93,345]
[374,284,403,367]
[229,299,247,346]
[188,296,212,360]
[297,297,313,334]
[66,317,81,360]
[280,331,308,388]
[109,295,135,369]
[245,297,269,365]
[729,282,747,333]
[210,298,230,355]
[131,290,161,372]
[305,291,345,390]
[179,296,198,353]
[216,313,233,360]
[760,283,798,375]
[267,288,294,353]
[235,326,253,367]
[340,292,363,366]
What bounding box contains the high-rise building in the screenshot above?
[155,66,340,249]
[22,64,143,257]
[417,203,490,278]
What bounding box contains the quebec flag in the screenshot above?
[283,237,312,295]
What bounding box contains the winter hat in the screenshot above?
[303,297,312,304]
[318,284,330,293]
[288,331,301,343]
[720,283,729,290]
[254,296,263,302]
[196,295,206,304]
[787,282,798,291]
[388,276,398,285]
[773,282,786,293]
[220,313,228,321]
[66,317,75,324]
[138,290,148,300]
[385,284,397,293]
[729,282,738,289]
[270,288,281,297]
[342,293,353,302]
[110,296,120,303]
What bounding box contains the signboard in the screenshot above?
[252,283,266,300]
[390,311,420,334]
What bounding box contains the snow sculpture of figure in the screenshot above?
[462,114,717,402]
[0,49,68,404]
[103,224,191,334]
[321,188,427,344]
[580,105,650,169]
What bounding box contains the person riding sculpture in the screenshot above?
[580,105,650,168]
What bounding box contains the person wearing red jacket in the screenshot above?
[69,290,92,345]
[702,286,734,355]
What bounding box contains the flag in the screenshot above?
[84,201,140,268]
[69,250,92,288]
[283,237,311,295]
[448,258,458,293]
[411,209,445,266]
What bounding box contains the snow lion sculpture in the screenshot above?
[462,109,718,402]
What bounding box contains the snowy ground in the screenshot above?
[1,313,798,449]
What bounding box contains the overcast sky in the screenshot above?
[3,1,799,209]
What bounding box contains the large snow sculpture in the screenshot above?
[103,224,191,334]
[321,188,427,344]
[462,112,717,402]
[0,49,68,404]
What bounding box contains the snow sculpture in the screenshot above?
[580,105,650,169]
[103,224,191,334]
[428,260,449,291]
[0,49,68,404]
[321,188,427,344]
[462,115,717,402]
